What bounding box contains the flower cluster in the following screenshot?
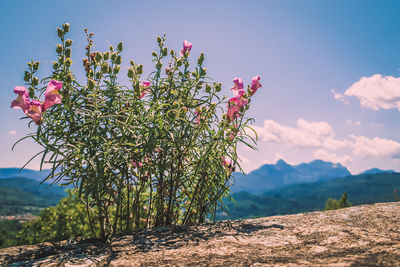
[222,75,262,169]
[226,76,262,121]
[11,80,63,124]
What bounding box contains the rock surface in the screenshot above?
[1,202,400,266]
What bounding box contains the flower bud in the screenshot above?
[66,73,74,83]
[57,28,63,37]
[88,78,95,89]
[65,48,71,58]
[32,76,39,86]
[58,56,64,65]
[90,52,96,62]
[130,60,135,66]
[95,52,102,62]
[177,60,182,67]
[53,62,59,70]
[101,62,109,73]
[95,71,101,79]
[156,62,162,69]
[88,69,94,77]
[215,83,222,92]
[115,55,122,65]
[162,47,168,57]
[113,65,121,74]
[157,36,162,44]
[152,51,157,57]
[23,71,30,81]
[128,67,134,78]
[117,42,123,51]
[27,62,32,68]
[109,45,114,51]
[197,53,204,65]
[136,64,143,74]
[165,67,170,74]
[56,44,63,54]
[62,23,70,33]
[111,53,117,61]
[65,58,72,67]
[103,52,110,60]
[33,62,39,71]
[201,67,207,76]
[170,49,175,56]
[205,84,211,93]
[65,39,73,47]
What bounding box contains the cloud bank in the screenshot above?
[344,74,400,111]
[254,118,400,165]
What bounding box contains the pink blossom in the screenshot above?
[221,156,232,168]
[250,75,262,95]
[11,86,30,111]
[139,81,151,99]
[195,110,200,124]
[132,161,143,168]
[227,104,239,121]
[180,40,192,56]
[26,100,42,125]
[226,95,249,121]
[230,77,244,97]
[42,80,63,111]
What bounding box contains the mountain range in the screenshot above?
[219,172,400,220]
[0,162,397,217]
[231,159,353,194]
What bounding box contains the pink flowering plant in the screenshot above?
[12,24,260,239]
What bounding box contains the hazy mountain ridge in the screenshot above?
[231,159,351,194]
[220,172,400,220]
[0,177,66,216]
[0,168,52,183]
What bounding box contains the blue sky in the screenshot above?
[1,0,400,174]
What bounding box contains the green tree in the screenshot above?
[0,220,23,248]
[323,192,352,211]
[17,190,97,245]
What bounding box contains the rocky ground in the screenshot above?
[1,202,400,266]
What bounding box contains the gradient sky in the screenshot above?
[1,0,400,174]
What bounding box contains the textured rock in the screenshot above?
[1,202,400,266]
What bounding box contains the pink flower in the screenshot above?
[139,81,151,99]
[221,156,232,168]
[250,75,262,95]
[11,86,30,111]
[26,100,42,125]
[132,161,142,168]
[227,104,240,121]
[42,80,63,111]
[195,110,201,124]
[230,77,244,97]
[226,95,248,121]
[180,40,192,56]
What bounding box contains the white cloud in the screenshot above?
[253,118,400,168]
[331,89,350,104]
[9,130,17,135]
[253,118,346,151]
[346,119,361,127]
[349,135,400,159]
[344,74,400,111]
[313,149,353,166]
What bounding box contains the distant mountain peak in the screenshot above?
[360,168,395,175]
[276,159,288,166]
[231,159,351,194]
